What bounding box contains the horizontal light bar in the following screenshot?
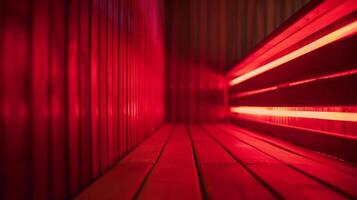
[230,106,357,122]
[230,69,357,98]
[229,20,357,86]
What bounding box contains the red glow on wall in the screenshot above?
[230,69,357,98]
[228,0,357,78]
[229,20,357,86]
[0,0,165,199]
[228,0,357,153]
[1,0,357,199]
[231,106,357,123]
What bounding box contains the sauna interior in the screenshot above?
[1,0,357,199]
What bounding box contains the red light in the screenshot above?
[230,69,357,98]
[230,106,357,122]
[229,21,357,86]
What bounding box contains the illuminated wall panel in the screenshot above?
[228,0,357,162]
[0,0,165,199]
[231,106,357,137]
[163,0,308,123]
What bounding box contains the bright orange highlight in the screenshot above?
[229,20,357,86]
[230,106,357,122]
[230,69,357,98]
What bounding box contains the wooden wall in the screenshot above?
[0,0,165,199]
[164,0,309,122]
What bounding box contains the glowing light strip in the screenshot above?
[229,115,357,140]
[230,69,357,98]
[230,106,357,122]
[229,21,357,86]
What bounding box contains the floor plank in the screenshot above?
[249,164,345,200]
[224,124,357,176]
[75,163,151,200]
[158,127,195,163]
[75,125,173,200]
[137,163,202,200]
[137,125,202,200]
[217,124,357,199]
[121,125,172,163]
[75,123,357,200]
[203,125,347,200]
[189,126,236,164]
[189,126,276,200]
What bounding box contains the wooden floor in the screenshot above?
[75,124,357,200]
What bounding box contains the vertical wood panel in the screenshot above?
[32,0,50,199]
[1,1,32,199]
[164,0,308,123]
[0,0,165,199]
